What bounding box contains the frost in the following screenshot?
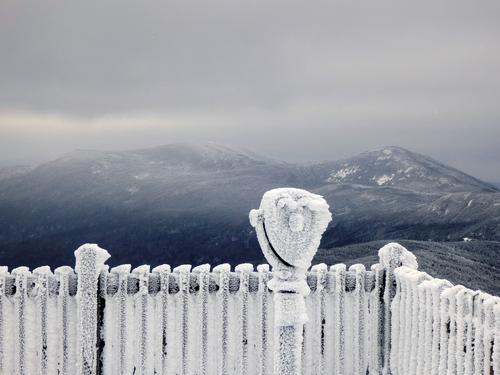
[74,243,110,375]
[235,263,253,273]
[250,187,332,270]
[1,213,500,375]
[379,242,418,269]
[132,265,152,374]
[173,264,191,374]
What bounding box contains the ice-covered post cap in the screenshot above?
[378,242,418,269]
[249,187,332,272]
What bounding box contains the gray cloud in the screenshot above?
[0,0,499,180]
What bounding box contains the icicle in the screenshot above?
[257,264,271,375]
[330,263,345,375]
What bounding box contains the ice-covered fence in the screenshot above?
[390,266,500,375]
[0,244,498,375]
[0,243,389,375]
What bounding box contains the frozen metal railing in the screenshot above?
[0,245,498,374]
[0,246,391,375]
[391,266,500,375]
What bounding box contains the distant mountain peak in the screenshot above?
[131,142,278,170]
[324,146,497,193]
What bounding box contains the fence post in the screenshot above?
[192,264,210,375]
[250,188,332,375]
[54,266,74,375]
[33,266,53,375]
[213,264,230,375]
[0,266,8,373]
[173,264,191,375]
[74,244,110,375]
[12,267,30,375]
[377,242,418,375]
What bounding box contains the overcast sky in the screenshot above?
[0,0,499,180]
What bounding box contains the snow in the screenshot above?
[250,187,332,270]
[375,174,394,185]
[379,242,418,269]
[376,148,393,160]
[235,263,253,273]
[328,166,359,182]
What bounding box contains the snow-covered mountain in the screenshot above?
[314,146,496,193]
[0,142,498,269]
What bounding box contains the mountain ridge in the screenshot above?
[0,142,498,269]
